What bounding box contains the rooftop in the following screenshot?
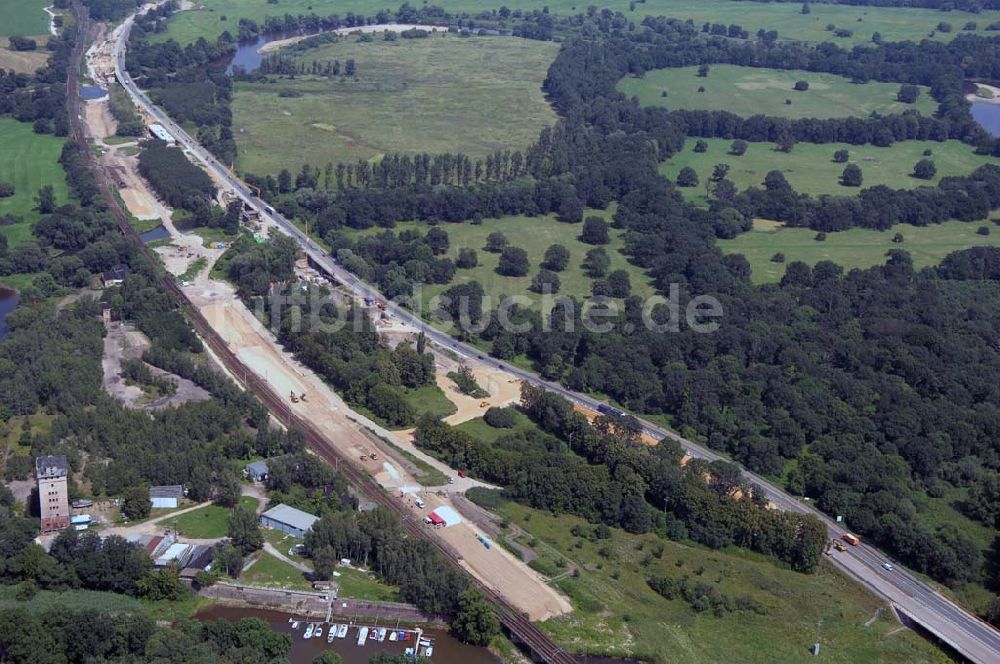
[149,485,184,499]
[35,455,68,479]
[261,503,319,532]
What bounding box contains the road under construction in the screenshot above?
[70,1,1000,662]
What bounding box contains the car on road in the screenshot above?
[448,477,455,484]
[882,562,894,571]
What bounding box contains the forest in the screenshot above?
[229,9,1000,600]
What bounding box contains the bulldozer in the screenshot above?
[289,391,299,403]
[300,392,308,402]
[479,400,489,408]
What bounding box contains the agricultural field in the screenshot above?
[349,208,653,316]
[620,65,937,119]
[487,500,951,664]
[232,34,557,175]
[661,138,997,202]
[0,117,72,247]
[160,0,1000,46]
[719,218,1000,284]
[0,0,50,38]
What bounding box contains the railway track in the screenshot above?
[67,5,574,662]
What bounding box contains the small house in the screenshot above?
[102,264,129,288]
[149,485,183,509]
[260,503,319,538]
[245,459,269,482]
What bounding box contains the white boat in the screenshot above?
[389,631,398,642]
[303,623,314,639]
[315,627,323,639]
[377,627,387,642]
[336,624,348,638]
[356,626,369,645]
[327,628,335,644]
[419,638,431,646]
[369,628,377,640]
[425,646,434,657]
[290,621,300,629]
[405,647,415,656]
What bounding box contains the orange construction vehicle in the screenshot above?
[842,533,860,546]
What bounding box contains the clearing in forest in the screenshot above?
[232,34,558,175]
[619,64,937,120]
[719,219,1000,284]
[661,138,997,201]
[160,0,1000,46]
[0,117,72,247]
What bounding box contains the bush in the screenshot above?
[530,268,561,293]
[841,164,863,187]
[497,246,530,276]
[484,232,507,253]
[484,406,518,428]
[770,252,786,263]
[581,216,610,245]
[814,232,827,242]
[0,182,14,198]
[456,247,478,269]
[833,149,849,163]
[543,244,570,271]
[693,140,708,153]
[913,159,936,180]
[977,226,991,236]
[793,80,809,91]
[676,167,699,187]
[897,84,920,104]
[729,139,748,156]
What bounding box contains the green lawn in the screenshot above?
[454,409,539,445]
[493,501,950,664]
[241,551,313,590]
[661,138,997,201]
[402,384,457,420]
[350,208,653,317]
[335,566,400,602]
[621,64,937,120]
[719,219,1000,284]
[161,0,1000,46]
[0,117,72,247]
[0,0,50,37]
[161,495,259,539]
[232,34,557,175]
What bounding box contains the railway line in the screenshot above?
[67,4,573,662]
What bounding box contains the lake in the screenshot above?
[0,287,19,341]
[970,101,1000,137]
[139,225,170,243]
[194,605,498,664]
[80,85,108,100]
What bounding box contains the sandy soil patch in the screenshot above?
[258,23,446,54]
[968,82,1000,104]
[84,100,116,140]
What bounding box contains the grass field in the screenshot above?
[0,0,50,38]
[0,117,71,247]
[621,64,937,119]
[232,35,557,175]
[335,566,400,602]
[661,138,997,202]
[719,218,1000,284]
[0,40,49,74]
[490,501,950,664]
[161,495,259,538]
[161,0,1000,46]
[241,551,313,590]
[454,409,538,445]
[350,208,653,317]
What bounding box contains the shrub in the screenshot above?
[484,406,518,428]
[793,80,809,91]
[530,268,561,293]
[977,226,991,236]
[676,167,699,187]
[770,252,786,263]
[0,182,14,198]
[497,246,530,276]
[581,216,610,245]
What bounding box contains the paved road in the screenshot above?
[111,14,1000,663]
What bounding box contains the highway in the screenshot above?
[110,12,1000,663]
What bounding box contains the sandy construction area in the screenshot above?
[84,100,116,140]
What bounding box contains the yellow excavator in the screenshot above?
[289,391,299,403]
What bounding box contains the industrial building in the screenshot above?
[149,485,183,509]
[36,455,70,532]
[260,503,319,538]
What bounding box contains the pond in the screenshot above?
[970,101,1000,137]
[195,605,498,664]
[226,32,316,75]
[0,287,19,341]
[80,85,108,100]
[139,225,170,243]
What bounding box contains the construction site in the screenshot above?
[79,15,573,626]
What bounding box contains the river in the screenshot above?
[195,605,498,664]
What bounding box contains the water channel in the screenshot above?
[194,605,498,664]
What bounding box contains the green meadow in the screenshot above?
[661,138,997,202]
[232,34,557,175]
[621,64,937,119]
